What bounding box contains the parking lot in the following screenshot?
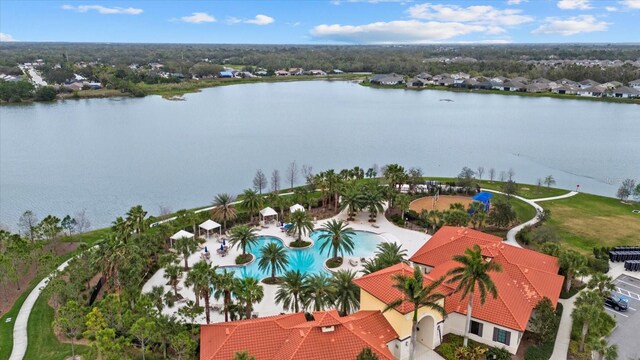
[607,274,640,360]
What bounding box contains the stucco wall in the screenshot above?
[443,312,521,354]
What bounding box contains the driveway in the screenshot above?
[607,274,640,360]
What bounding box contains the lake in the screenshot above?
[1,80,638,230]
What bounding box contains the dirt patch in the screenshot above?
[0,241,81,315]
[409,195,474,213]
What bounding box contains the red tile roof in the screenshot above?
[409,227,564,331]
[200,310,398,360]
[353,263,453,314]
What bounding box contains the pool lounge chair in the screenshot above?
[349,258,359,267]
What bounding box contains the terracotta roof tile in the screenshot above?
[410,227,564,331]
[200,310,398,360]
[353,263,453,314]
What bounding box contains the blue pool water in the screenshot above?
[223,230,385,279]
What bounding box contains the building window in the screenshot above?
[470,321,483,337]
[493,328,511,346]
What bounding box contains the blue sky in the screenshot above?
[1,0,639,44]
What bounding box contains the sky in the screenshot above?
[1,0,639,44]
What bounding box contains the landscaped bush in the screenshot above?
[289,240,311,248]
[326,257,343,268]
[389,214,405,226]
[524,341,554,360]
[592,246,612,260]
[517,225,533,244]
[587,256,609,273]
[235,254,253,265]
[486,346,511,360]
[568,341,591,360]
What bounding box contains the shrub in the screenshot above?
[289,240,311,248]
[517,225,533,244]
[568,340,591,360]
[389,214,405,226]
[436,342,458,360]
[525,342,554,360]
[326,258,343,268]
[34,86,57,101]
[235,254,253,265]
[486,346,511,360]
[587,256,609,274]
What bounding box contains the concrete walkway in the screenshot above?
[482,189,578,247]
[9,257,75,360]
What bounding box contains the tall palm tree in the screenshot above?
[163,264,182,297]
[229,225,259,256]
[589,338,618,360]
[384,266,446,360]
[294,186,312,211]
[287,210,314,242]
[467,202,486,229]
[587,273,616,298]
[573,291,606,352]
[147,285,165,314]
[111,216,131,240]
[211,193,237,230]
[318,220,355,261]
[331,270,360,315]
[340,183,365,220]
[275,270,308,313]
[395,194,411,220]
[213,269,236,322]
[186,261,217,323]
[304,273,336,311]
[376,242,407,266]
[94,234,138,293]
[241,189,263,224]
[363,185,385,222]
[174,236,199,270]
[126,205,148,234]
[258,242,289,281]
[236,277,264,319]
[447,244,503,347]
[559,249,587,292]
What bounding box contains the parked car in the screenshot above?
[604,295,628,311]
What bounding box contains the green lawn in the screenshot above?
[423,177,571,199]
[24,295,90,360]
[541,193,640,254]
[0,283,32,360]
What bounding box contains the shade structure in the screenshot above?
[170,230,194,247]
[290,203,305,213]
[472,191,493,211]
[199,219,222,237]
[259,206,279,222]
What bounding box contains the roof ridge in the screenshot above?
[493,273,530,331]
[279,327,312,360]
[204,324,239,360]
[342,315,395,360]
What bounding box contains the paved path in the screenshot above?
[9,257,74,360]
[482,189,578,247]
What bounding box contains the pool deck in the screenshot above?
[141,205,432,324]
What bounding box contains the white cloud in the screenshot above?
[245,14,274,25]
[0,33,17,42]
[619,0,640,9]
[532,15,608,35]
[407,3,533,26]
[225,17,242,24]
[176,12,215,23]
[605,6,619,11]
[557,0,592,10]
[61,4,143,15]
[506,0,527,4]
[310,20,504,44]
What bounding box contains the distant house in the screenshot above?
[255,70,268,76]
[607,86,640,98]
[511,76,529,84]
[501,81,526,92]
[531,77,551,84]
[602,81,622,89]
[148,63,164,71]
[490,76,508,84]
[455,78,479,89]
[578,79,600,89]
[308,69,327,76]
[369,73,405,85]
[451,72,470,80]
[407,78,428,87]
[274,70,290,76]
[577,84,607,97]
[416,72,432,80]
[332,69,344,74]
[86,82,102,90]
[628,79,640,90]
[552,84,578,95]
[525,83,550,93]
[288,68,304,76]
[219,71,234,78]
[557,78,578,86]
[435,77,454,87]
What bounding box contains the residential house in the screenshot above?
[408,227,564,354]
[490,76,508,84]
[219,71,234,78]
[416,72,433,81]
[407,78,428,87]
[451,72,471,80]
[501,81,526,92]
[552,84,579,95]
[148,63,164,71]
[607,86,640,98]
[602,81,622,89]
[525,83,550,93]
[557,78,578,86]
[369,73,405,85]
[275,70,290,76]
[531,77,551,84]
[332,69,344,74]
[255,69,268,76]
[578,79,600,89]
[307,69,327,76]
[577,84,607,97]
[454,78,479,88]
[628,79,640,90]
[200,310,398,360]
[511,76,529,84]
[288,68,304,76]
[434,76,454,87]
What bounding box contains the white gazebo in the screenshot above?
[199,219,221,238]
[290,203,305,213]
[259,207,279,224]
[170,230,194,247]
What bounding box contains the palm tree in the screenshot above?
[376,242,407,265]
[384,266,446,360]
[447,244,503,347]
[318,220,355,261]
[229,225,259,256]
[126,205,148,234]
[587,273,615,298]
[363,185,385,222]
[589,338,618,360]
[211,193,237,230]
[186,261,217,324]
[275,270,308,313]
[287,210,314,242]
[213,269,236,322]
[340,183,364,220]
[422,209,443,234]
[331,270,360,315]
[294,186,313,211]
[573,291,606,352]
[258,242,289,281]
[467,202,486,229]
[111,216,131,240]
[395,194,411,221]
[174,236,199,270]
[233,351,256,360]
[304,273,335,311]
[559,249,587,292]
[241,189,263,224]
[147,285,165,314]
[236,277,264,319]
[94,234,138,293]
[163,264,182,297]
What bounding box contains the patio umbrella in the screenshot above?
[223,239,226,246]
[205,246,208,253]
[220,244,224,251]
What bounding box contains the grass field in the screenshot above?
[541,193,640,254]
[423,177,572,199]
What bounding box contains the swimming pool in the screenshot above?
[223,230,385,279]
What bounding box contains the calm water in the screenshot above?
[224,231,384,279]
[1,81,638,229]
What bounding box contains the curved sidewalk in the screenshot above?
[482,189,577,247]
[9,258,74,360]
